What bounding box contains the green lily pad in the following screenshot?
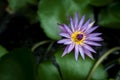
[89,0,113,6]
[7,0,36,12]
[38,61,61,80]
[0,48,36,80]
[38,0,94,40]
[115,70,120,80]
[55,50,108,80]
[7,0,38,24]
[98,2,120,28]
[0,45,8,58]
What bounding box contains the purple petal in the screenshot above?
[63,24,72,34]
[83,44,96,53]
[78,16,85,30]
[57,39,71,44]
[81,19,91,32]
[70,16,75,32]
[64,41,72,45]
[74,12,79,29]
[84,21,95,32]
[84,49,93,59]
[59,33,70,38]
[75,45,79,61]
[78,45,85,59]
[84,41,101,46]
[67,44,75,53]
[87,37,103,41]
[87,21,95,28]
[86,26,98,34]
[62,45,69,56]
[59,25,66,33]
[88,33,102,37]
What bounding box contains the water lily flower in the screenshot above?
[57,13,103,61]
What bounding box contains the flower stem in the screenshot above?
[31,40,51,52]
[86,47,120,80]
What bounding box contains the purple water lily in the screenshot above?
[57,13,103,61]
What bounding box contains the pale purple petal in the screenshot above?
[87,37,103,41]
[58,25,66,33]
[83,44,96,53]
[63,24,72,34]
[64,41,72,45]
[88,33,102,37]
[70,16,75,32]
[59,33,70,38]
[75,45,79,61]
[84,41,101,46]
[86,26,98,34]
[85,21,95,31]
[84,49,93,59]
[74,12,79,29]
[67,44,75,53]
[78,16,85,30]
[78,45,85,59]
[62,45,69,56]
[87,21,95,28]
[81,19,90,32]
[57,39,71,44]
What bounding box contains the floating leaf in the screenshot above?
[0,48,36,80]
[98,2,120,28]
[7,0,38,23]
[55,50,107,80]
[115,70,120,80]
[89,0,113,6]
[0,45,8,58]
[38,0,94,40]
[7,0,36,12]
[38,61,61,80]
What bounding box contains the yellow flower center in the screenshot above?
[71,31,86,44]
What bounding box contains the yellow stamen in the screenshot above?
[71,31,86,44]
